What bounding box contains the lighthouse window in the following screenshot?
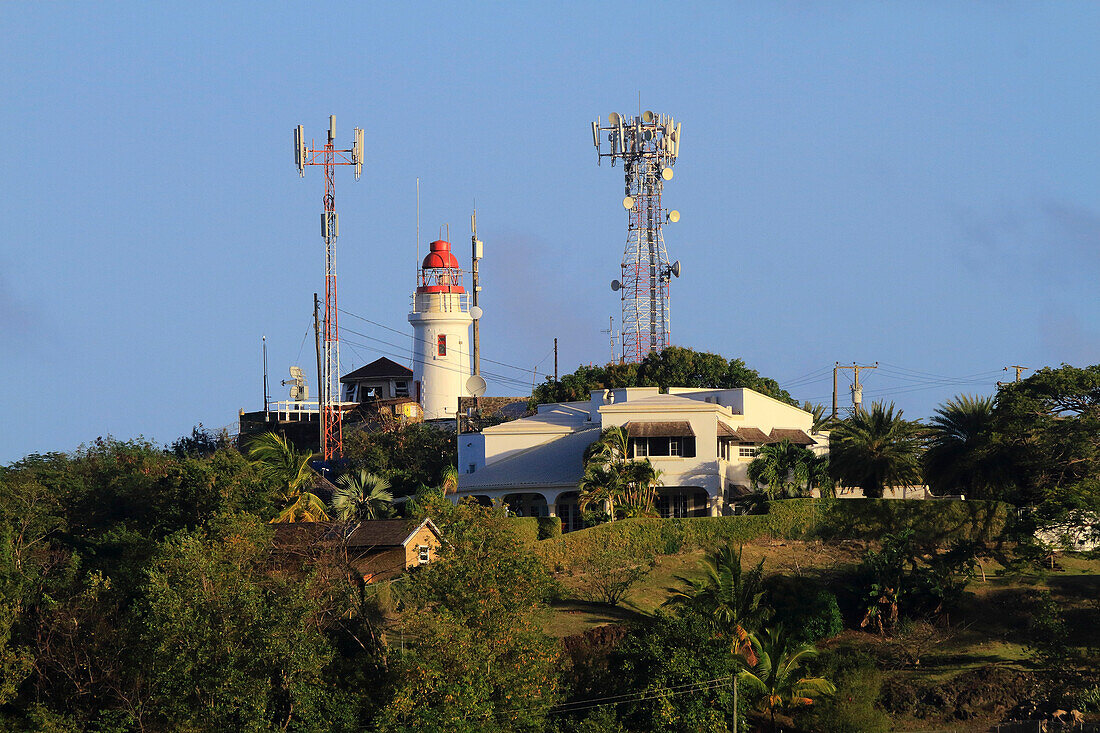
[437,335,447,356]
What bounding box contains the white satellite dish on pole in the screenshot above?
[667,210,680,223]
[661,167,674,181]
[643,110,655,123]
[622,196,634,210]
[470,305,483,320]
[466,374,487,397]
[608,112,621,126]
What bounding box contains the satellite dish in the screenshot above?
[611,279,622,291]
[661,167,674,181]
[671,260,681,278]
[466,374,487,397]
[608,112,622,125]
[642,110,654,123]
[667,210,680,223]
[622,196,635,209]
[470,305,483,320]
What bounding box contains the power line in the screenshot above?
[339,307,539,377]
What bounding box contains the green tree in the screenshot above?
[531,346,796,407]
[332,470,393,521]
[829,402,925,498]
[247,432,329,522]
[577,427,663,520]
[343,423,456,498]
[990,364,1100,507]
[747,439,813,499]
[665,544,769,663]
[606,611,745,733]
[138,514,352,731]
[923,394,1000,498]
[737,627,836,731]
[379,502,559,732]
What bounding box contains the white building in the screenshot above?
[408,239,473,420]
[456,387,827,530]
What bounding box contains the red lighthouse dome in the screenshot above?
[417,240,465,293]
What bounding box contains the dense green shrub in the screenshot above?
[536,498,1011,571]
[796,648,891,733]
[506,517,541,546]
[537,516,562,540]
[766,576,844,644]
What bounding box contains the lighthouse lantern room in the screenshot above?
[408,239,473,419]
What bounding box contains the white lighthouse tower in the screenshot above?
[408,239,473,419]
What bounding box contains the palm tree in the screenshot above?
[246,432,329,522]
[665,544,768,663]
[737,626,836,731]
[747,439,812,499]
[805,452,835,498]
[923,394,999,498]
[438,465,459,495]
[803,401,835,434]
[828,402,925,498]
[577,463,623,520]
[620,460,662,518]
[332,470,393,521]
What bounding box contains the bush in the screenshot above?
[766,576,844,644]
[575,535,655,606]
[797,649,891,733]
[537,516,562,540]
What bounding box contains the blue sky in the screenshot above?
[2,2,1098,462]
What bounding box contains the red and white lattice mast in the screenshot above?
[591,110,682,363]
[294,116,363,460]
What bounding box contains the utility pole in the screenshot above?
[834,362,877,416]
[262,335,269,418]
[998,365,1029,386]
[313,293,324,452]
[554,338,559,383]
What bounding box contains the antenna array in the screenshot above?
[592,110,682,363]
[293,115,364,461]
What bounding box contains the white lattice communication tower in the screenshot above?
[592,110,682,363]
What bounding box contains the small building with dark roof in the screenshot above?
[341,357,422,421]
[272,518,442,583]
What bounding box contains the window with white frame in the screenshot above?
[417,545,430,564]
[739,445,758,458]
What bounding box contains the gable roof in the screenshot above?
[768,428,816,446]
[459,427,601,491]
[733,427,771,443]
[341,357,413,383]
[271,518,441,551]
[345,518,441,548]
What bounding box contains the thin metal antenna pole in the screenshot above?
[416,178,421,285]
[263,335,269,417]
[313,294,323,451]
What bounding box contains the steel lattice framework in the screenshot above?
[294,117,363,461]
[592,111,682,363]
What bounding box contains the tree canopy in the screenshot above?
[531,346,796,406]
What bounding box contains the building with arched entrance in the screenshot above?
[456,387,827,530]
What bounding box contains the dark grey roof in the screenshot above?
[341,357,413,384]
[272,518,440,550]
[623,421,696,437]
[733,427,771,443]
[717,422,737,437]
[768,428,815,446]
